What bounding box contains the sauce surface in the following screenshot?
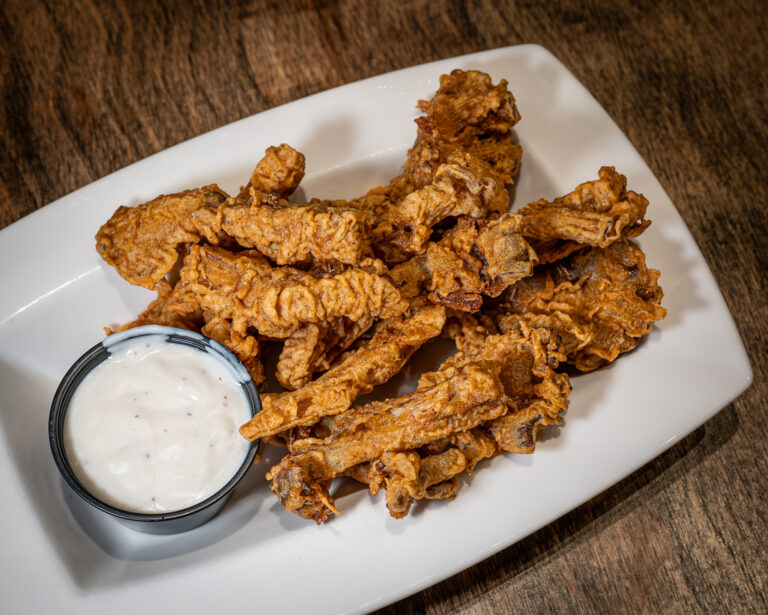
[64,336,252,514]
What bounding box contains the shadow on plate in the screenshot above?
[0,352,314,591]
[374,403,739,614]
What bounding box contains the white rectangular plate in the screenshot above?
[0,45,752,614]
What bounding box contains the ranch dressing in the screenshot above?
[64,336,252,514]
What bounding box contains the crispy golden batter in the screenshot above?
[240,143,306,198]
[368,450,466,518]
[180,245,407,339]
[200,316,265,386]
[266,363,507,523]
[389,213,536,310]
[96,68,668,525]
[405,69,522,188]
[495,311,592,360]
[96,186,228,289]
[221,196,369,265]
[367,428,498,518]
[442,310,498,355]
[419,327,569,416]
[275,315,375,390]
[349,70,522,218]
[268,324,569,522]
[390,241,485,311]
[240,305,446,441]
[473,214,538,295]
[373,153,508,261]
[499,239,666,371]
[518,167,650,263]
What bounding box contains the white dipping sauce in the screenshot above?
[64,336,252,514]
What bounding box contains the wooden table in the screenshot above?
[2,1,765,612]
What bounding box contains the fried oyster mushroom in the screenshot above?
[350,69,522,214]
[95,144,307,291]
[266,363,507,523]
[497,239,666,371]
[180,245,407,339]
[518,166,650,264]
[240,305,446,441]
[221,196,369,266]
[267,324,570,522]
[365,428,498,518]
[275,315,376,391]
[239,143,306,198]
[389,213,537,311]
[405,69,523,189]
[96,186,229,290]
[373,152,509,261]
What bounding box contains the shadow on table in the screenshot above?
[373,404,739,615]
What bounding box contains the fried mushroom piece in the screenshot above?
[200,316,265,386]
[275,315,376,391]
[239,143,306,198]
[442,310,499,355]
[342,325,570,519]
[268,323,570,522]
[389,213,536,310]
[494,311,592,361]
[95,186,229,290]
[405,69,523,189]
[266,363,507,523]
[373,152,508,261]
[367,428,498,518]
[498,239,666,371]
[240,305,446,441]
[221,195,370,266]
[180,245,407,339]
[349,70,522,215]
[417,325,571,456]
[518,166,650,264]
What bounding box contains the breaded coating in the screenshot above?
[349,70,522,219]
[240,305,446,441]
[241,143,306,198]
[201,316,265,386]
[95,186,229,289]
[518,166,650,263]
[368,450,467,518]
[267,325,569,522]
[221,196,369,265]
[373,153,508,260]
[180,245,407,338]
[390,242,485,311]
[473,214,538,296]
[367,428,498,518]
[499,239,666,371]
[417,328,570,438]
[405,69,522,188]
[275,315,375,390]
[266,363,507,523]
[389,213,536,310]
[442,310,499,355]
[495,311,592,360]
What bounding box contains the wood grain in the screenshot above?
[1,0,766,612]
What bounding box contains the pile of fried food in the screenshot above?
[96,70,666,523]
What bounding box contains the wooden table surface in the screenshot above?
[2,1,766,612]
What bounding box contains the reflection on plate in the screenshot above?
[0,45,751,614]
